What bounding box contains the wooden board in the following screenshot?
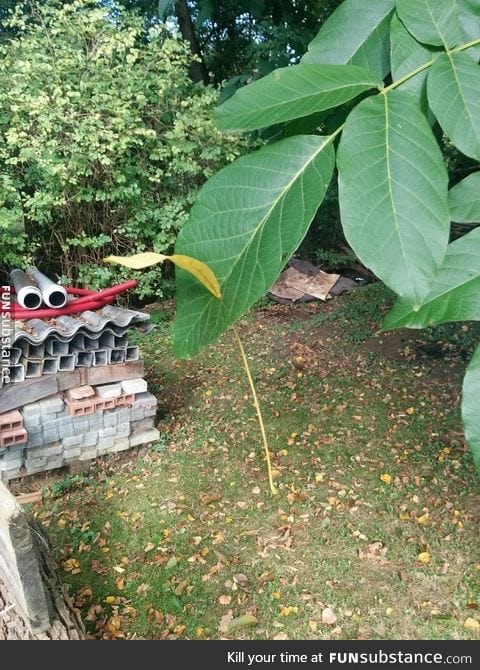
[0,361,144,414]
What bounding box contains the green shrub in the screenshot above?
[0,0,246,298]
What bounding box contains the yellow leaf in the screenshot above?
[169,254,221,299]
[227,613,258,632]
[399,512,410,521]
[105,596,116,604]
[418,551,431,564]
[380,473,392,484]
[195,627,205,638]
[103,252,167,269]
[406,407,415,415]
[218,595,232,605]
[464,617,480,630]
[417,513,429,525]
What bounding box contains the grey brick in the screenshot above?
[0,458,24,471]
[22,414,42,429]
[45,456,64,470]
[144,406,157,418]
[81,430,98,448]
[135,392,158,409]
[39,397,64,414]
[63,447,81,459]
[73,417,90,435]
[113,438,130,452]
[3,445,25,462]
[121,378,147,395]
[62,434,83,448]
[116,408,130,424]
[97,436,115,451]
[98,427,115,439]
[96,383,122,399]
[130,428,160,447]
[21,402,42,419]
[42,426,60,444]
[130,418,155,432]
[26,431,45,448]
[24,456,47,469]
[103,411,118,428]
[115,422,130,438]
[79,448,98,461]
[129,406,145,422]
[27,443,63,459]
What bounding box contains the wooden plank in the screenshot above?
[0,376,59,414]
[15,491,43,505]
[0,361,145,414]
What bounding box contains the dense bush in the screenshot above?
[0,0,245,297]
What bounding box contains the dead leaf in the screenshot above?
[227,613,258,633]
[273,632,289,640]
[219,595,232,605]
[464,618,480,630]
[218,610,234,634]
[321,607,337,625]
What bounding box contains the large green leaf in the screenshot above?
[216,64,381,132]
[384,228,480,329]
[449,173,480,223]
[462,343,480,473]
[337,91,450,304]
[301,0,395,79]
[396,0,462,48]
[390,13,438,106]
[458,0,480,62]
[427,52,480,161]
[173,135,335,357]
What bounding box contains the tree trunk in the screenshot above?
[0,522,85,640]
[174,0,210,84]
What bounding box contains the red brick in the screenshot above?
[0,410,23,433]
[0,428,27,448]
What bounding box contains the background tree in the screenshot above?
[0,0,245,296]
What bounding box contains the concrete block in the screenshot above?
[130,428,160,447]
[62,434,83,448]
[129,406,145,422]
[79,448,98,461]
[28,443,63,459]
[39,396,64,414]
[44,456,64,470]
[42,426,60,444]
[66,385,95,401]
[103,411,119,428]
[22,402,42,420]
[22,414,42,429]
[83,431,99,448]
[113,437,131,452]
[130,418,155,432]
[2,445,24,461]
[121,378,147,395]
[95,383,122,399]
[116,408,132,424]
[134,392,158,409]
[63,448,81,459]
[73,417,90,435]
[26,430,44,448]
[98,427,115,439]
[115,423,130,439]
[24,456,47,469]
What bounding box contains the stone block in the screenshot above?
[95,383,122,399]
[39,397,64,414]
[42,426,60,445]
[98,427,115,439]
[72,417,90,436]
[66,385,95,401]
[115,423,130,439]
[113,437,130,452]
[62,434,83,448]
[130,428,160,447]
[121,378,147,395]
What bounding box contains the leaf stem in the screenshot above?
[233,326,278,496]
[381,37,480,95]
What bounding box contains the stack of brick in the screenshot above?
[0,306,160,482]
[0,379,159,481]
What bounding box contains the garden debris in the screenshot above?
[268,259,356,304]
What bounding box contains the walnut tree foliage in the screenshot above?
[172,0,480,471]
[0,0,245,295]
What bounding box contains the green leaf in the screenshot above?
[173,135,335,357]
[390,13,438,107]
[216,64,381,132]
[396,0,462,48]
[462,344,480,473]
[458,0,480,62]
[449,173,480,223]
[427,52,480,161]
[301,0,395,79]
[384,228,480,329]
[337,91,450,304]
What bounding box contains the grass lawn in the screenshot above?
[25,284,480,640]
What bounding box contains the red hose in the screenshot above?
[6,280,138,320]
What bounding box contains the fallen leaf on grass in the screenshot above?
[200,493,222,505]
[464,618,480,631]
[359,541,388,562]
[227,614,258,633]
[136,583,150,596]
[218,610,234,634]
[380,473,392,484]
[321,608,337,625]
[417,552,431,564]
[219,595,232,605]
[273,632,289,640]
